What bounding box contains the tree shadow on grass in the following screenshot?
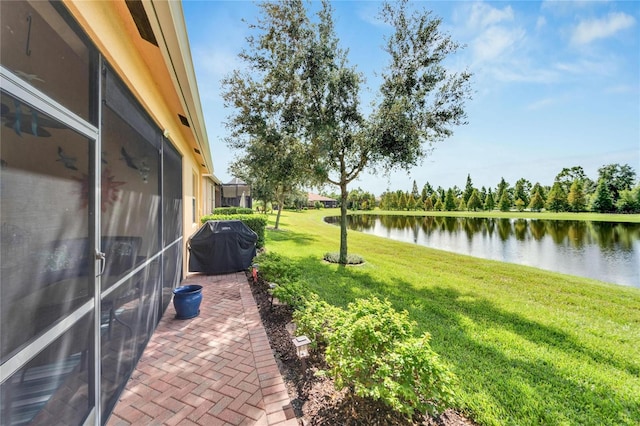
[266,228,317,246]
[281,255,639,425]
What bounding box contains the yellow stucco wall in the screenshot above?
[62,0,209,277]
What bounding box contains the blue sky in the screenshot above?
[183,0,639,194]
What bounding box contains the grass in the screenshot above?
[263,208,640,426]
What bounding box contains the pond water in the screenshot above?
[325,215,640,288]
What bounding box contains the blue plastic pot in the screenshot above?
[172,285,203,319]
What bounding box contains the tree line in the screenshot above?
[340,163,639,214]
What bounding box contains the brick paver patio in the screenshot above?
[107,272,297,426]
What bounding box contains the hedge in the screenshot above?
[211,207,254,215]
[200,214,267,248]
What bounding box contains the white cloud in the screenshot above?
[541,0,613,13]
[192,46,241,79]
[571,12,636,45]
[604,84,638,95]
[526,96,563,111]
[355,2,388,28]
[554,56,618,77]
[467,2,514,29]
[491,65,559,84]
[536,16,547,30]
[473,26,525,62]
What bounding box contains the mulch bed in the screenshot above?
[247,272,477,426]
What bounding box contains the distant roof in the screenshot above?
[307,192,337,202]
[225,178,247,185]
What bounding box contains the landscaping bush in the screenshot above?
[253,252,301,284]
[324,297,455,418]
[271,280,312,311]
[293,294,346,349]
[212,207,254,215]
[323,252,365,265]
[252,251,455,419]
[200,213,267,248]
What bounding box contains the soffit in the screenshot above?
[62,0,214,175]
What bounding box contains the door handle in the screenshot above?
[95,250,106,276]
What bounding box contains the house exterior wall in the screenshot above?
[63,0,213,274]
[0,1,216,424]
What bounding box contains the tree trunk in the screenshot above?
[274,192,285,229]
[339,181,349,265]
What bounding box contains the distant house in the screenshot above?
[222,178,252,208]
[308,192,338,208]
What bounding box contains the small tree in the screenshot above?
[498,191,511,212]
[591,178,615,213]
[411,180,421,201]
[514,178,531,207]
[434,198,444,211]
[567,179,587,212]
[616,185,640,213]
[495,177,509,204]
[444,189,457,211]
[484,188,495,211]
[423,197,434,211]
[467,189,482,211]
[463,174,474,204]
[546,182,567,212]
[515,198,525,212]
[405,193,415,210]
[528,191,545,212]
[398,191,408,210]
[421,182,434,202]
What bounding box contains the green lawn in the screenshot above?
[263,208,640,426]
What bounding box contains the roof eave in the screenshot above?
[144,0,215,176]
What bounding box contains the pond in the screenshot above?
[325,215,640,288]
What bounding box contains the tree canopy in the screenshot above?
[223,0,471,263]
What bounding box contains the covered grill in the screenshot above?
[188,220,257,274]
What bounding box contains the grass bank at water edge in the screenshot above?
[351,208,640,223]
[263,208,640,426]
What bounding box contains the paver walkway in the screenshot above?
[107,272,297,426]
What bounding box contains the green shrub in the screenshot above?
[253,252,301,284]
[254,252,309,310]
[293,294,346,349]
[324,297,455,417]
[271,280,311,311]
[201,214,267,248]
[323,252,365,265]
[211,207,253,215]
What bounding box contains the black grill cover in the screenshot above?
[188,220,258,274]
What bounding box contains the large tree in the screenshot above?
[224,0,470,263]
[222,0,312,229]
[597,163,636,204]
[554,166,590,194]
[305,0,471,263]
[514,178,531,207]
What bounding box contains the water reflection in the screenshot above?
[325,215,640,287]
